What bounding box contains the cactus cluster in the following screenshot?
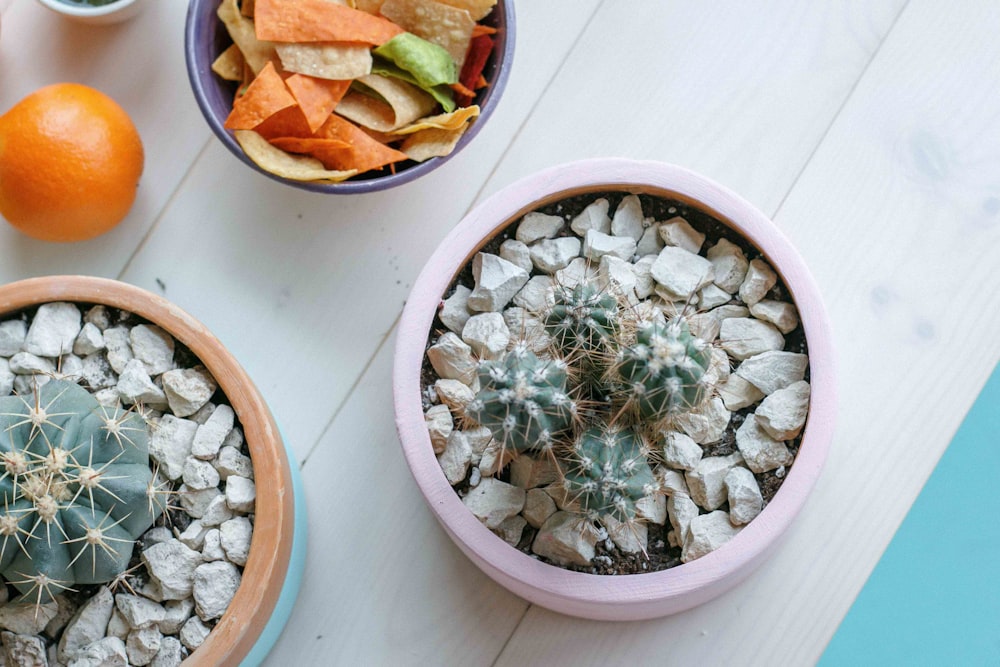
[0,379,162,603]
[469,276,716,531]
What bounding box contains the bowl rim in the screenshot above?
[35,0,137,17]
[183,0,516,194]
[393,158,837,620]
[0,276,296,665]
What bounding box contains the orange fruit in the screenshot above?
[0,83,144,242]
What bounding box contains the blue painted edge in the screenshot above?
[820,362,1000,665]
[240,438,308,667]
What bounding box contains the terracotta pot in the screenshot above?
[393,159,836,621]
[0,276,306,665]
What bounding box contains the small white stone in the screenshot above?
[130,325,175,376]
[225,475,256,513]
[610,194,646,241]
[468,467,482,486]
[542,482,580,513]
[215,445,253,480]
[502,307,550,351]
[83,305,112,330]
[512,275,555,313]
[681,510,742,563]
[191,403,235,460]
[13,373,48,395]
[189,401,217,426]
[736,415,794,473]
[193,560,241,621]
[462,313,510,361]
[177,520,211,551]
[509,454,559,489]
[183,457,220,491]
[477,439,515,476]
[220,516,253,566]
[439,285,474,334]
[739,258,778,306]
[522,488,557,528]
[424,404,454,454]
[706,238,749,293]
[149,415,198,481]
[749,299,799,334]
[516,212,564,244]
[719,318,785,360]
[8,351,54,375]
[67,636,128,667]
[531,511,597,567]
[78,353,117,390]
[0,319,27,356]
[582,229,636,261]
[499,239,533,273]
[23,301,81,357]
[142,540,203,601]
[161,367,217,418]
[636,493,667,525]
[675,397,731,445]
[222,425,243,451]
[735,351,809,395]
[54,353,85,380]
[118,359,168,408]
[468,253,530,312]
[438,430,472,485]
[73,322,105,356]
[434,379,474,413]
[127,626,163,666]
[106,609,130,641]
[650,246,715,298]
[150,636,184,667]
[493,514,527,546]
[635,224,664,256]
[667,494,699,544]
[180,486,222,521]
[661,431,703,471]
[725,467,763,525]
[685,452,744,511]
[605,515,648,554]
[658,217,705,254]
[703,347,731,387]
[698,284,732,310]
[597,255,638,301]
[569,198,611,236]
[143,526,174,546]
[530,237,582,274]
[157,599,195,635]
[554,257,596,290]
[686,304,749,341]
[756,380,810,440]
[202,528,225,560]
[103,326,134,374]
[0,358,13,396]
[179,616,211,651]
[463,477,525,529]
[632,255,657,299]
[717,373,766,411]
[116,594,166,629]
[0,600,58,635]
[58,587,114,663]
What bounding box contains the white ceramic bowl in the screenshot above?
[394,158,837,621]
[35,0,143,25]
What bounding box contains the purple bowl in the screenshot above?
[184,0,515,194]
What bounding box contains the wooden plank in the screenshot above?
[119,0,605,461]
[494,1,1000,665]
[0,1,209,278]
[264,336,529,664]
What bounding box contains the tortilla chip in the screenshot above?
[353,0,385,13]
[433,0,495,21]
[268,136,356,170]
[241,0,255,17]
[254,0,404,45]
[276,42,373,81]
[218,0,278,74]
[212,44,246,82]
[235,130,357,182]
[379,0,474,67]
[314,114,408,172]
[253,104,315,140]
[224,62,298,130]
[284,74,351,133]
[391,105,478,134]
[336,75,437,131]
[401,122,469,161]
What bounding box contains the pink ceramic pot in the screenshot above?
[393,159,836,620]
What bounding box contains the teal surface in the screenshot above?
[820,365,1000,666]
[241,440,308,667]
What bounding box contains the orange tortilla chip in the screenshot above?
[268,137,356,170]
[254,0,404,45]
[241,0,255,17]
[224,62,298,130]
[253,104,315,140]
[284,74,351,133]
[234,130,357,182]
[314,115,408,172]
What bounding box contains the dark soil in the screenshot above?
[422,190,809,575]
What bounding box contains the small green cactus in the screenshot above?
[0,379,163,603]
[544,282,620,353]
[562,425,657,523]
[466,343,577,454]
[616,319,712,423]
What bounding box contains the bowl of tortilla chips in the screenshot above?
[185,0,514,194]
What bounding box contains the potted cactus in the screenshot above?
[394,159,836,620]
[0,277,305,666]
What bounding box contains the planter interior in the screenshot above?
[0,276,301,666]
[394,159,836,621]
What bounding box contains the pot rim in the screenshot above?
[393,158,837,619]
[0,276,295,665]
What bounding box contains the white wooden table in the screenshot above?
[2,1,999,664]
